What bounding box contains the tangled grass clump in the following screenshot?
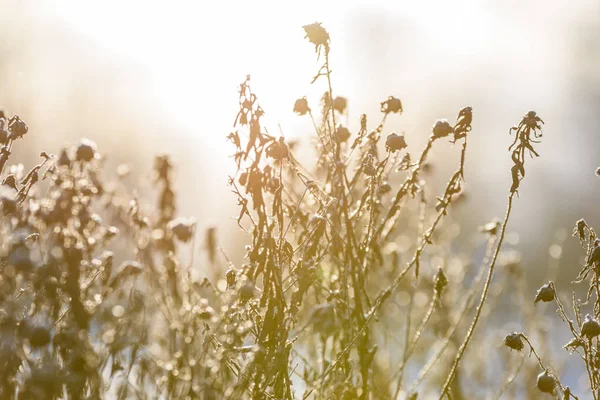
[1,22,598,400]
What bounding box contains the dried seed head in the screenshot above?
[266,137,289,160]
[2,174,17,191]
[8,116,28,140]
[534,282,555,305]
[536,370,556,394]
[167,218,196,242]
[434,267,448,297]
[380,96,403,115]
[588,240,600,266]
[503,332,524,351]
[573,219,587,242]
[293,97,310,116]
[332,96,347,114]
[303,22,330,51]
[226,268,237,289]
[239,281,255,302]
[582,314,600,339]
[335,125,351,142]
[453,106,473,141]
[57,149,71,167]
[198,306,215,320]
[154,154,173,181]
[76,139,97,162]
[385,132,407,153]
[363,158,376,176]
[432,119,454,139]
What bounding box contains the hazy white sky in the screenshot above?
[24,0,600,239]
[39,0,507,136]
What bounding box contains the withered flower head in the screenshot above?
[434,267,448,296]
[452,106,473,141]
[380,96,403,115]
[239,281,255,302]
[303,22,330,52]
[293,97,310,116]
[226,268,237,289]
[432,119,454,139]
[582,314,600,339]
[536,370,556,394]
[534,282,555,305]
[332,96,347,114]
[503,332,524,351]
[2,174,17,191]
[76,138,98,162]
[57,148,71,167]
[167,217,196,242]
[8,115,28,140]
[335,125,351,142]
[385,132,407,153]
[266,137,289,160]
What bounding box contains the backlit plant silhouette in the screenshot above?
[1,21,597,400]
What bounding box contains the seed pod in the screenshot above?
[293,97,310,116]
[302,22,330,51]
[432,119,453,139]
[76,139,97,162]
[167,218,195,242]
[574,219,587,242]
[332,96,347,114]
[536,370,556,394]
[434,267,448,297]
[335,125,351,142]
[266,137,289,160]
[503,332,524,351]
[2,175,17,191]
[453,106,473,139]
[587,239,600,266]
[57,149,71,167]
[8,116,28,140]
[198,306,215,320]
[534,282,555,305]
[581,314,600,339]
[239,281,254,302]
[386,132,407,153]
[226,268,237,289]
[380,96,403,115]
[363,160,376,177]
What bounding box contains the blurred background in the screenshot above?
[0,0,599,393]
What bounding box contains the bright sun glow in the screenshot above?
[40,0,493,145]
